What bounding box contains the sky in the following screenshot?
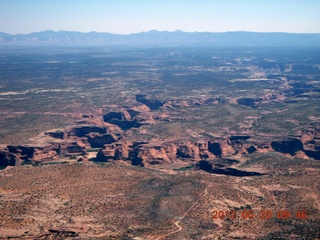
[0,0,319,34]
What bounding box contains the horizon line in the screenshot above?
[2,29,320,35]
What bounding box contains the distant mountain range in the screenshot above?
[0,30,319,46]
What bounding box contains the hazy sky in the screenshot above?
[0,0,319,34]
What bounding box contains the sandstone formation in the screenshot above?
[7,144,60,163]
[130,144,172,166]
[0,124,114,166]
[1,95,319,168]
[2,126,320,168]
[91,133,320,167]
[96,141,131,162]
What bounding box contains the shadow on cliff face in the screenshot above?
[109,119,142,130]
[237,98,261,108]
[87,134,117,148]
[271,138,303,156]
[304,150,320,160]
[103,111,143,130]
[196,160,264,177]
[70,126,107,138]
[135,94,166,110]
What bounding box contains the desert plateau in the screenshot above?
[0,31,320,239]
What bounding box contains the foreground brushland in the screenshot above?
[0,154,319,239]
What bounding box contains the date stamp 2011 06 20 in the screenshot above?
[212,209,308,221]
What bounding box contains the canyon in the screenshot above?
[1,94,319,174]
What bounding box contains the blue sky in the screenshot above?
[0,0,319,34]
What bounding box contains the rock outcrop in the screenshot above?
[0,144,60,166]
[96,142,131,162]
[96,141,208,166]
[58,142,87,157]
[6,145,60,163]
[130,144,172,166]
[176,142,201,160]
[208,140,237,157]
